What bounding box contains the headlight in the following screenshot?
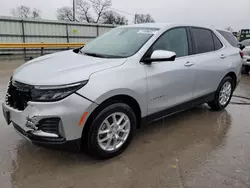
[31,81,88,102]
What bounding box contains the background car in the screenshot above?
[239,29,250,42]
[240,39,250,73]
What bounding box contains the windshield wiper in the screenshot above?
[83,52,124,58]
[83,52,108,58]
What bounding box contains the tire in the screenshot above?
[208,76,234,111]
[87,103,136,159]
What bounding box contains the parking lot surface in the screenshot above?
[1,60,250,188]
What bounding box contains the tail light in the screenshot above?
[240,51,244,59]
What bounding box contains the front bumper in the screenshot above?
[12,122,65,143]
[2,93,98,147]
[12,122,82,151]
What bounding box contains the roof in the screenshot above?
[122,23,227,32]
[214,28,232,33]
[123,23,174,29]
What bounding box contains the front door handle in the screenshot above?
[220,54,226,59]
[184,61,194,67]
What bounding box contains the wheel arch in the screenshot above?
[81,94,143,146]
[224,71,237,89]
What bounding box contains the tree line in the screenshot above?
[11,0,155,25]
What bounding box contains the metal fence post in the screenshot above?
[96,25,99,36]
[21,20,26,60]
[41,47,44,56]
[66,24,70,50]
[66,24,69,43]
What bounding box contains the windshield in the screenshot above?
[81,27,159,58]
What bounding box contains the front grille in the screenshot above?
[5,79,33,111]
[247,59,250,62]
[37,118,60,134]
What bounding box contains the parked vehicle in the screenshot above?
[240,39,250,73]
[239,29,250,42]
[2,23,242,158]
[241,39,250,47]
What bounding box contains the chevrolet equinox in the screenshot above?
[2,23,242,158]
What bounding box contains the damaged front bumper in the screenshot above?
[12,122,65,143]
[2,93,98,149]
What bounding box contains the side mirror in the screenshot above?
[143,50,176,64]
[238,44,245,50]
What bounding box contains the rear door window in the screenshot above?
[217,30,239,47]
[191,28,214,54]
[212,33,223,50]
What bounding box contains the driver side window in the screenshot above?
[151,28,189,58]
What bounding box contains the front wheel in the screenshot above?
[208,76,234,111]
[87,103,136,159]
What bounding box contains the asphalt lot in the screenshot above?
[1,59,250,188]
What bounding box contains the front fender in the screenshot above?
[92,88,147,117]
[77,66,148,117]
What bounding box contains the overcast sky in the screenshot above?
[0,0,249,31]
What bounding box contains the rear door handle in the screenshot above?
[220,54,226,59]
[184,61,194,67]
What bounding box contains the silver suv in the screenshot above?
[2,24,242,158]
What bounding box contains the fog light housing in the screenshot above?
[25,117,64,138]
[37,118,62,135]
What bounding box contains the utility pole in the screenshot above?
[134,14,138,24]
[73,0,76,21]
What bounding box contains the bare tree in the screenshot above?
[134,13,155,24]
[57,7,75,21]
[57,0,127,24]
[58,0,112,23]
[225,26,234,32]
[114,14,128,25]
[76,0,94,23]
[11,6,31,18]
[11,5,41,19]
[102,10,127,25]
[31,9,41,19]
[90,0,112,23]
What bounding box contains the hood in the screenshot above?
[13,50,126,85]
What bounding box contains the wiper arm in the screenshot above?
[83,52,108,58]
[83,52,124,58]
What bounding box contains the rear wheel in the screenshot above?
[208,76,234,111]
[87,103,136,159]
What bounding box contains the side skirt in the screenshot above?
[142,92,215,125]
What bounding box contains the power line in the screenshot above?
[109,7,134,16]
